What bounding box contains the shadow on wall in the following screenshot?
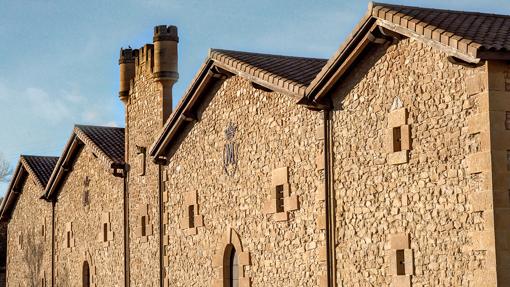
[330,44,389,111]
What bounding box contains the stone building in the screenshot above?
[1,2,510,286]
[0,156,58,286]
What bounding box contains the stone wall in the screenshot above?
[53,146,124,286]
[330,38,485,286]
[161,76,325,286]
[6,174,51,287]
[126,45,163,287]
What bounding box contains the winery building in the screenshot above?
[1,2,510,286]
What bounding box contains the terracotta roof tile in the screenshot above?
[373,2,510,55]
[75,125,125,164]
[210,49,328,95]
[21,156,59,187]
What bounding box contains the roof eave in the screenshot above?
[305,12,377,103]
[0,161,25,222]
[43,133,83,201]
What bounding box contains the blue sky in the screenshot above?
[1,0,509,195]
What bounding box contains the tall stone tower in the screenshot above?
[119,25,179,287]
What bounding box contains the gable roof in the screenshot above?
[75,125,125,165]
[371,3,510,58]
[152,2,510,158]
[210,49,328,96]
[22,156,59,187]
[44,125,125,200]
[149,49,327,158]
[307,2,510,103]
[0,155,58,222]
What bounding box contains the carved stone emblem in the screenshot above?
[223,123,238,176]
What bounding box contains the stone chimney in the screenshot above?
[118,48,138,104]
[153,25,179,124]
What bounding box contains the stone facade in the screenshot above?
[125,45,164,287]
[6,174,51,286]
[330,38,485,286]
[3,4,510,287]
[161,76,325,286]
[53,146,124,287]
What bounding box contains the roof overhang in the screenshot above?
[150,59,231,160]
[44,126,125,201]
[306,1,510,104]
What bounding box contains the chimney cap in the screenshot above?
[153,25,179,42]
[119,48,138,64]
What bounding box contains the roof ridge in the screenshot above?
[371,1,510,19]
[210,48,328,62]
[75,124,124,129]
[20,155,59,159]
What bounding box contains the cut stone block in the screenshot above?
[284,195,299,211]
[238,252,251,265]
[466,73,486,95]
[271,167,288,186]
[470,191,493,211]
[390,233,410,249]
[401,125,411,150]
[316,124,325,140]
[466,152,491,174]
[274,212,288,222]
[391,275,411,287]
[388,108,408,128]
[388,150,408,165]
[317,215,327,230]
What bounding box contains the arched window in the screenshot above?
[224,244,239,287]
[83,261,90,287]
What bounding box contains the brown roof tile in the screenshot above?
[75,125,125,164]
[372,2,510,56]
[21,156,59,187]
[210,49,328,96]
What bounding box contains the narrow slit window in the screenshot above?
[188,205,195,228]
[66,231,71,248]
[506,112,510,130]
[227,245,239,287]
[41,225,45,237]
[141,216,147,237]
[103,223,108,242]
[275,185,284,213]
[393,127,402,152]
[396,249,405,275]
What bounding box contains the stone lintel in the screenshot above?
[388,108,408,128]
[390,233,410,249]
[271,167,288,186]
